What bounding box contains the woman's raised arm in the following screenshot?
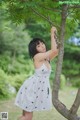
[34,27,59,62]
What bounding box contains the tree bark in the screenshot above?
[68,88,80,120]
[52,4,80,120]
[70,89,80,114]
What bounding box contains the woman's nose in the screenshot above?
[42,44,45,47]
[42,45,45,48]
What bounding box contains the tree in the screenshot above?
[0,0,80,119]
[52,4,80,120]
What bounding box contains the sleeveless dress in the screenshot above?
[14,63,53,112]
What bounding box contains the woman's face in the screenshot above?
[36,41,46,53]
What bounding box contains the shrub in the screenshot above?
[0,69,11,99]
[10,74,29,92]
[60,74,66,89]
[0,55,11,73]
[71,77,80,88]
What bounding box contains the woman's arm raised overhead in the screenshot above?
[50,26,59,60]
[34,27,59,62]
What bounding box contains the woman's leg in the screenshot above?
[17,110,33,120]
[24,110,33,120]
[17,115,25,120]
[18,110,33,120]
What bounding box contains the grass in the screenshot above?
[0,86,80,120]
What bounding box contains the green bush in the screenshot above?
[0,55,11,73]
[0,68,31,99]
[50,74,66,90]
[63,44,80,77]
[71,77,80,88]
[7,57,35,75]
[0,69,11,99]
[60,74,66,89]
[9,74,29,92]
[62,60,80,77]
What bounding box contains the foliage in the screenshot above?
[0,68,24,98]
[0,54,11,72]
[25,20,51,50]
[1,1,60,24]
[62,43,80,77]
[0,20,31,55]
[71,77,80,87]
[0,55,35,99]
[0,69,12,99]
[1,0,80,40]
[60,74,66,89]
[7,74,28,92]
[0,54,35,75]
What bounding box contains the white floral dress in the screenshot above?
[14,63,53,112]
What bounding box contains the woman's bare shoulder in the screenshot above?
[33,51,50,62]
[33,54,44,68]
[33,53,47,62]
[33,53,40,61]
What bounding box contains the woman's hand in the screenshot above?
[51,26,57,34]
[51,26,59,49]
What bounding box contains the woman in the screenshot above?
[15,26,59,120]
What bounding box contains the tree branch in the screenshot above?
[69,5,80,9]
[30,7,60,29]
[37,4,62,13]
[69,88,80,114]
[20,0,61,12]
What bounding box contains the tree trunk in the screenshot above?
[52,4,80,120]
